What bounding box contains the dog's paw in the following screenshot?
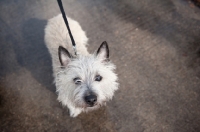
[68,106,82,117]
[69,109,82,117]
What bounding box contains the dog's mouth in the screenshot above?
[86,102,97,107]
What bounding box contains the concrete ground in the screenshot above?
[0,0,200,131]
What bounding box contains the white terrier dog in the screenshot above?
[45,14,118,117]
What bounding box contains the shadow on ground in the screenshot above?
[20,18,55,92]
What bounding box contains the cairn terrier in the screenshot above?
[45,14,119,117]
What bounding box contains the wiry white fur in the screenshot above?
[45,14,89,76]
[45,14,118,117]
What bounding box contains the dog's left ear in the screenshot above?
[96,41,109,61]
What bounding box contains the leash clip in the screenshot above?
[73,45,77,56]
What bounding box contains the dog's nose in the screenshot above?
[84,95,97,106]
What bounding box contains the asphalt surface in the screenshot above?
[1,0,200,132]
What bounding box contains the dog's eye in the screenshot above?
[95,75,102,82]
[73,77,82,85]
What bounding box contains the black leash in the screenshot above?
[57,0,77,56]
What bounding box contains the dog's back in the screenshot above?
[44,14,89,75]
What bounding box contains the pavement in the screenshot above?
[0,0,200,131]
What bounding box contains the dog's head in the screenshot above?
[56,41,118,108]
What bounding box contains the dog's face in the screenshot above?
[56,42,118,109]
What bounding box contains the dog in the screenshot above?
[44,14,119,117]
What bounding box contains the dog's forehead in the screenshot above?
[83,56,103,70]
[69,55,103,77]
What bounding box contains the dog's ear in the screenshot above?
[58,46,72,66]
[96,41,109,61]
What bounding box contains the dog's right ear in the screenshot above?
[58,46,72,67]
